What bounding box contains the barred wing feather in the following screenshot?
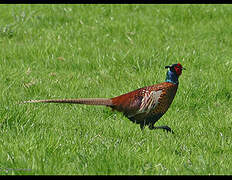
[138,90,162,114]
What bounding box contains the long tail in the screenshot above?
[23,98,113,106]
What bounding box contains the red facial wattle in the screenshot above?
[174,64,182,76]
[174,67,181,75]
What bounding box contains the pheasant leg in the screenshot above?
[149,124,174,134]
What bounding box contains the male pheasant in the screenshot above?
[24,63,185,133]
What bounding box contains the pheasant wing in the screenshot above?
[111,86,163,117]
[128,89,163,117]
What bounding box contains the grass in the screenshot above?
[0,4,232,175]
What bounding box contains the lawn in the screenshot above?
[0,4,232,175]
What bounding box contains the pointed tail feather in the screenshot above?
[23,98,113,106]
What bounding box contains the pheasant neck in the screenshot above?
[165,70,179,84]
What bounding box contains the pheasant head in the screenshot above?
[165,63,185,84]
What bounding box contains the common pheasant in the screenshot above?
[24,63,185,133]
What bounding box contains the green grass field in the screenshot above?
[0,4,232,175]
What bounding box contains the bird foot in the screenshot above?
[149,125,174,134]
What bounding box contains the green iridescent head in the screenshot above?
[165,63,185,84]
